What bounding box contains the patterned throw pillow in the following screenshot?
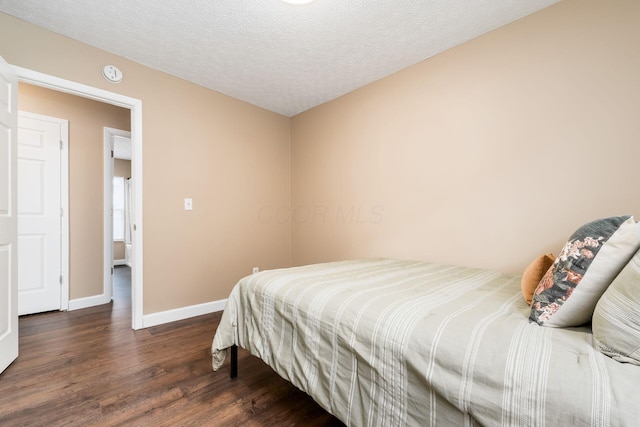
[530,216,640,327]
[592,247,640,365]
[521,253,555,305]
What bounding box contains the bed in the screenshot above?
[211,256,640,426]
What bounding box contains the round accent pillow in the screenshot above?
[521,253,555,305]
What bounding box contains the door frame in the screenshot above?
[17,111,69,312]
[13,65,145,330]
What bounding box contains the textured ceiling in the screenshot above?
[0,0,559,117]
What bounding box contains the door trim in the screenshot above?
[17,111,69,311]
[13,65,145,330]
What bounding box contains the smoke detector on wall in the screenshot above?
[102,65,123,83]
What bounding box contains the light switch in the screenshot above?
[184,198,193,211]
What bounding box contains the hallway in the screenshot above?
[113,265,131,307]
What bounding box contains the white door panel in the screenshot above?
[17,114,63,315]
[0,55,18,374]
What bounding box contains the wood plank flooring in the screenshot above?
[0,267,345,426]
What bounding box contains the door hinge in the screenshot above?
[60,140,63,150]
[111,150,114,158]
[111,267,114,275]
[59,275,63,285]
[60,207,63,217]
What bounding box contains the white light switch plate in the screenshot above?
[184,198,193,211]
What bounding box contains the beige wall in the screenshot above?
[114,159,131,261]
[4,0,639,315]
[114,242,126,262]
[1,12,291,313]
[114,159,131,179]
[18,83,130,299]
[291,0,640,274]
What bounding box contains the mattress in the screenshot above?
[211,258,640,426]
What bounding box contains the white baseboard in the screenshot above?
[68,293,111,311]
[142,299,227,328]
[68,293,227,328]
[114,259,126,266]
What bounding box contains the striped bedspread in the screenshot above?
[211,259,640,426]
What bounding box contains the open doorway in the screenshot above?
[14,65,144,329]
[105,127,132,312]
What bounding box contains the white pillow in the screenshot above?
[592,247,640,365]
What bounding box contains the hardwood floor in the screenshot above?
[0,267,345,426]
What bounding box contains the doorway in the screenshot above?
[104,127,132,306]
[14,65,144,329]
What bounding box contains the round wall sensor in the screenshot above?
[102,65,123,83]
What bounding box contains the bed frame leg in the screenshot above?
[230,345,238,379]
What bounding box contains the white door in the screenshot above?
[0,55,19,374]
[17,113,64,315]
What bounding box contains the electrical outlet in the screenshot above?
[253,267,259,274]
[184,198,193,211]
